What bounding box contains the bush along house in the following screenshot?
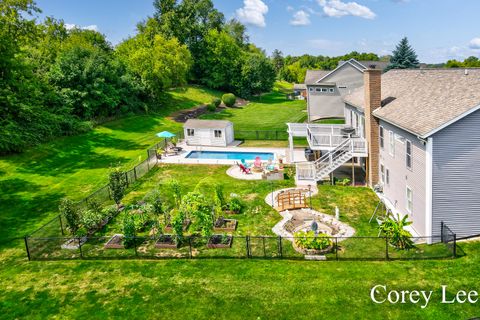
[288,68,480,239]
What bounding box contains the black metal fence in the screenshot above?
[25,233,456,262]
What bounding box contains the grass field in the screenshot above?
[1,83,480,319]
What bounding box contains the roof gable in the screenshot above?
[316,59,365,84]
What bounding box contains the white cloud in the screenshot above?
[290,10,311,26]
[317,0,376,19]
[286,5,294,12]
[236,0,269,28]
[65,23,99,32]
[469,38,480,50]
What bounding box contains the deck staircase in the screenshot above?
[296,138,354,182]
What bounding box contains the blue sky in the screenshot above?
[35,0,480,63]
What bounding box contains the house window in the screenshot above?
[187,129,195,137]
[309,87,314,92]
[321,88,328,92]
[406,140,412,169]
[380,164,385,184]
[379,126,384,149]
[386,168,390,185]
[329,88,335,93]
[389,131,395,157]
[214,130,222,138]
[406,187,413,213]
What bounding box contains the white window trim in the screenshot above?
[379,126,384,150]
[187,129,195,137]
[329,88,335,93]
[214,130,222,138]
[406,139,413,171]
[389,130,395,157]
[406,186,413,214]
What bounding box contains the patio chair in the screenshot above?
[238,163,251,174]
[241,159,251,168]
[253,157,262,169]
[266,158,275,172]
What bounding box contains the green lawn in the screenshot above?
[200,83,307,131]
[1,83,480,319]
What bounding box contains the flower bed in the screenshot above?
[207,234,233,249]
[213,218,237,232]
[293,231,334,255]
[155,235,178,249]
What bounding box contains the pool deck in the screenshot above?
[158,142,307,165]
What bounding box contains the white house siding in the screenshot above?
[344,104,365,137]
[431,109,480,238]
[307,63,364,121]
[184,128,228,147]
[379,120,427,236]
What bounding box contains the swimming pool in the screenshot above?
[186,150,274,161]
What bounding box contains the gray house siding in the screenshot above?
[431,108,480,238]
[379,120,427,236]
[307,63,364,121]
[345,104,365,137]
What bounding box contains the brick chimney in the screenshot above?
[364,69,381,187]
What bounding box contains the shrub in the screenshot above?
[379,214,415,250]
[206,103,216,112]
[167,179,182,207]
[222,93,236,107]
[212,98,221,108]
[59,198,80,236]
[294,231,332,251]
[81,209,102,232]
[337,178,351,186]
[123,215,136,248]
[170,209,185,244]
[228,197,243,213]
[181,192,213,237]
[109,167,127,207]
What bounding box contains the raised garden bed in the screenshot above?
[292,240,333,256]
[213,218,237,232]
[104,234,125,249]
[155,235,178,249]
[207,235,233,249]
[61,236,87,250]
[164,219,191,233]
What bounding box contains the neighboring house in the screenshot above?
[293,83,307,100]
[289,68,480,239]
[184,119,234,147]
[305,59,388,122]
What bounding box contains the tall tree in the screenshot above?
[386,37,420,71]
[271,49,284,74]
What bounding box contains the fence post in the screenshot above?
[59,215,64,236]
[24,236,31,261]
[245,236,250,258]
[78,238,83,259]
[134,167,138,181]
[256,131,259,140]
[263,236,266,258]
[188,236,193,259]
[453,234,457,258]
[385,237,389,260]
[335,237,339,261]
[278,236,283,258]
[440,221,444,242]
[125,172,129,188]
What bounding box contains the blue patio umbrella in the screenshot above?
[156,131,176,146]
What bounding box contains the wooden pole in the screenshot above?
[352,157,355,186]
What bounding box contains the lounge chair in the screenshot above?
[253,156,263,170]
[238,163,251,174]
[266,159,275,171]
[241,159,251,168]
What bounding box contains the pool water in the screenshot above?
[186,150,274,161]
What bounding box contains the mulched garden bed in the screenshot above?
[104,234,125,249]
[155,235,178,249]
[213,218,238,232]
[164,219,191,233]
[207,235,233,249]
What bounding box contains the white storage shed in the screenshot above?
[183,119,234,147]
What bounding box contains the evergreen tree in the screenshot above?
[386,37,420,71]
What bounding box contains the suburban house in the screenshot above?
[183,119,234,147]
[305,59,388,122]
[288,68,480,239]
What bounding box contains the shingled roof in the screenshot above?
[344,69,480,137]
[305,70,330,85]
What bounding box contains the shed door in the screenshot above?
[198,129,211,146]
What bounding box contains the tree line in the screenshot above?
[0,0,276,154]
